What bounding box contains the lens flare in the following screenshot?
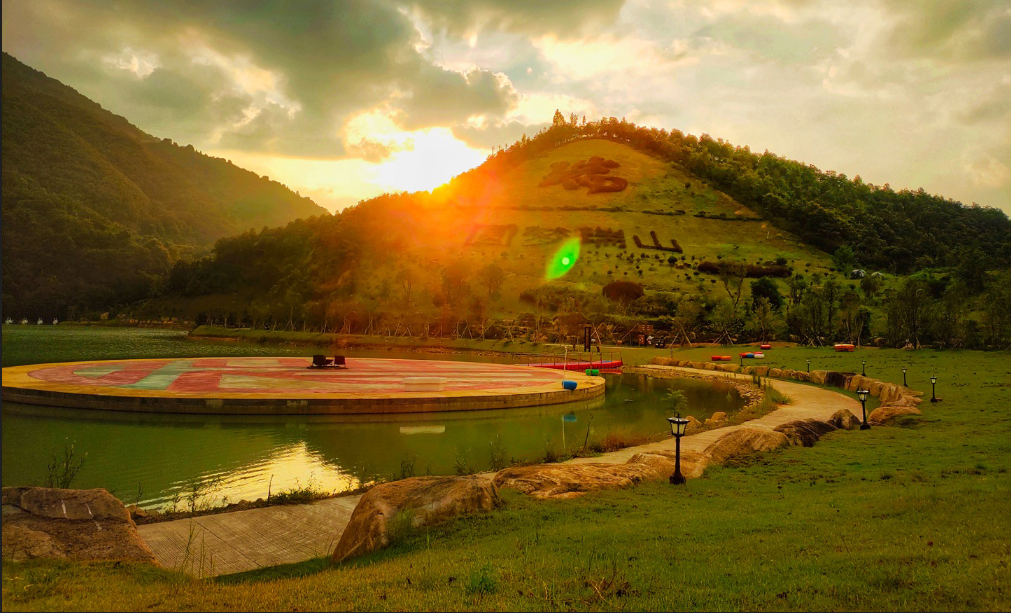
[546,237,580,280]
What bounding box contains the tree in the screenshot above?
[718,260,748,309]
[477,263,505,300]
[832,245,857,273]
[750,277,783,311]
[710,299,739,346]
[552,109,566,126]
[954,246,989,294]
[602,280,644,304]
[860,274,883,299]
[396,267,415,309]
[746,296,778,342]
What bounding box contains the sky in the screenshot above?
[3,0,1009,213]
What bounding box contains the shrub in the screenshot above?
[602,280,644,303]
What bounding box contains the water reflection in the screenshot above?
[2,373,743,509]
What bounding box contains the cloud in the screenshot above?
[451,119,548,149]
[881,0,1011,62]
[2,0,1009,212]
[406,0,627,39]
[392,65,518,130]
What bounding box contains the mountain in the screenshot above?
[138,117,1011,349]
[1,53,327,319]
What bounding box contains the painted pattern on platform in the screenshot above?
[21,357,567,394]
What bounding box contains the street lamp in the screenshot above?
[861,360,867,376]
[902,367,907,387]
[857,388,871,430]
[930,375,938,402]
[667,413,690,485]
[806,358,811,373]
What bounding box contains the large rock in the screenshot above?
[705,411,728,426]
[1,487,156,564]
[809,370,829,385]
[824,371,853,388]
[704,428,789,465]
[827,409,862,430]
[774,419,837,447]
[625,450,710,480]
[869,404,922,425]
[494,463,655,500]
[332,475,500,562]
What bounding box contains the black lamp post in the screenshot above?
[667,413,689,485]
[930,375,938,402]
[902,367,907,387]
[857,388,871,430]
[806,358,811,373]
[861,360,867,376]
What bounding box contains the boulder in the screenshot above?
[625,450,709,480]
[1,487,156,564]
[868,380,884,397]
[827,409,862,430]
[332,475,500,562]
[824,371,853,388]
[754,366,770,376]
[494,463,651,500]
[809,370,829,385]
[868,405,922,425]
[684,415,703,434]
[703,362,716,370]
[774,419,837,447]
[769,368,782,378]
[845,375,865,392]
[742,366,756,375]
[126,505,149,521]
[704,428,789,466]
[705,411,728,426]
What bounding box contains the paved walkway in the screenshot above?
[569,365,862,463]
[138,495,360,577]
[138,366,860,577]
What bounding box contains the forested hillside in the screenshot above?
[139,117,1011,349]
[1,53,327,319]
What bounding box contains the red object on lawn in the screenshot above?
[760,344,772,350]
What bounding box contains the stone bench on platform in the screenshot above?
[402,377,448,392]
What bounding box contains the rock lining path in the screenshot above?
[139,366,860,577]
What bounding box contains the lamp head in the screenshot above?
[857,389,870,402]
[667,413,690,437]
[930,375,937,384]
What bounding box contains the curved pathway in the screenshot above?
[569,365,862,464]
[138,365,860,577]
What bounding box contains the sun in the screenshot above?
[374,128,487,193]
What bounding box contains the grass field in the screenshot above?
[4,346,1008,611]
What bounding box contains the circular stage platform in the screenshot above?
[0,357,606,415]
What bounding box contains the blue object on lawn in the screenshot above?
[562,380,578,391]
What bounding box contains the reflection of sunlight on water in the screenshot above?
[149,442,356,510]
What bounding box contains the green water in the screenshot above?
[2,327,744,509]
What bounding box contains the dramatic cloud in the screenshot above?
[2,0,1008,212]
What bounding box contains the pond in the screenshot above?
[1,327,745,510]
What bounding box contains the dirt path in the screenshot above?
[139,366,859,577]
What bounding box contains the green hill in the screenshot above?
[137,119,1011,349]
[1,53,327,319]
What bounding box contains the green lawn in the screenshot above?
[3,348,1009,611]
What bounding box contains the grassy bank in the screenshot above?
[4,348,1008,611]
